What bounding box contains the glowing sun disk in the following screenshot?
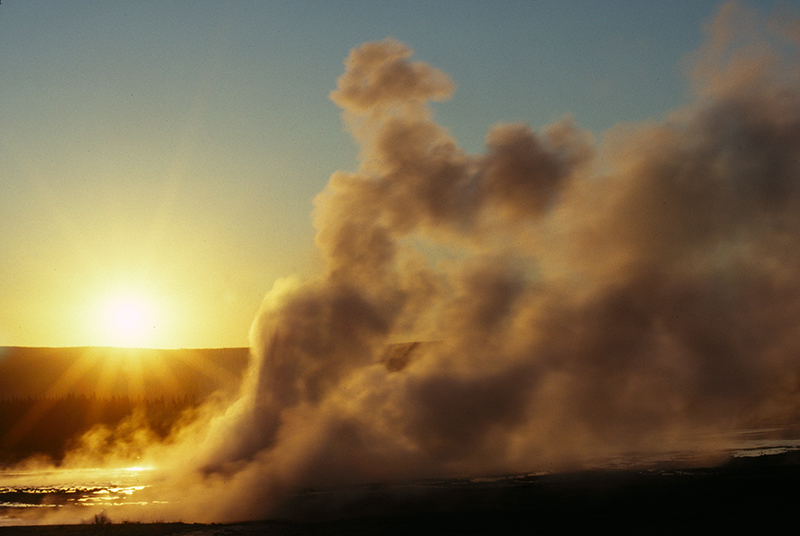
[99,294,160,348]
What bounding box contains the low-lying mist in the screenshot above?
[11,2,800,525]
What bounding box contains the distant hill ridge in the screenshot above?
[0,342,439,402]
[0,347,251,400]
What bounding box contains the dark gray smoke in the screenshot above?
[35,2,800,525]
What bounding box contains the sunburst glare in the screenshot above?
[94,292,163,349]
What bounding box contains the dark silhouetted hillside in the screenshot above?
[0,347,250,400]
[0,394,197,464]
[0,347,251,464]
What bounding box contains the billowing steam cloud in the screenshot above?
[25,2,800,525]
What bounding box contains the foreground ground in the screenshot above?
[2,450,800,535]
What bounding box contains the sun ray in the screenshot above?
[0,349,102,452]
[170,348,251,397]
[138,349,187,400]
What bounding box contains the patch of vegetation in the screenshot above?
[92,511,112,525]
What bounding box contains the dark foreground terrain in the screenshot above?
[2,450,800,535]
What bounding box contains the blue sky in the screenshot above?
[0,0,790,347]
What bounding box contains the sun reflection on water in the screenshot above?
[0,465,160,513]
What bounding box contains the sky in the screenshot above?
[0,0,791,348]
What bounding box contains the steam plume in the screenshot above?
[201,3,800,519]
[27,3,800,524]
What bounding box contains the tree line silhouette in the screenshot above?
[0,393,200,464]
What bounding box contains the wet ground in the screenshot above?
[1,449,800,534]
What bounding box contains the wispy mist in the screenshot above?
[17,2,800,524]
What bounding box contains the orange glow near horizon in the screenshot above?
[3,269,260,350]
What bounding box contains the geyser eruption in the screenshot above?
[163,4,800,517]
[214,4,800,517]
[21,3,800,526]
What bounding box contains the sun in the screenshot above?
[98,293,161,348]
[110,299,148,337]
[81,279,189,349]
